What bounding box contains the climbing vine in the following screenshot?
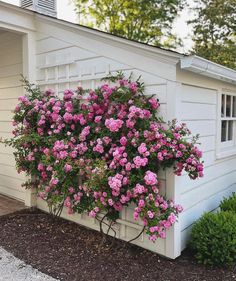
[5,73,203,242]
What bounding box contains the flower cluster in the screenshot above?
[7,74,203,241]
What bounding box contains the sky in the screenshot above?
[2,0,194,52]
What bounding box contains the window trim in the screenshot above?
[216,89,236,159]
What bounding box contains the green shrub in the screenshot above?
[189,211,236,265]
[220,193,236,213]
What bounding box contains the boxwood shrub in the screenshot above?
[220,193,236,213]
[189,211,236,265]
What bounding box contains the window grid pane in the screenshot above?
[221,94,225,117]
[221,120,227,142]
[228,121,233,141]
[226,95,231,117]
[233,96,236,117]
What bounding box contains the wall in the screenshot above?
[177,69,236,249]
[0,30,26,201]
[34,17,181,258]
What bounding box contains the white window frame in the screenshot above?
[216,89,236,159]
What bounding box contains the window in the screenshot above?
[220,93,236,149]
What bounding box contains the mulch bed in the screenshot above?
[0,208,235,281]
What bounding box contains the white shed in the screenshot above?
[0,0,236,259]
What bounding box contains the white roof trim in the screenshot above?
[181,55,236,85]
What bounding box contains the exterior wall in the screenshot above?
[1,1,236,259]
[0,31,26,201]
[34,18,180,258]
[177,68,236,250]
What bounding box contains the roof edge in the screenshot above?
[180,55,236,85]
[35,13,184,62]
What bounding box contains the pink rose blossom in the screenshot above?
[144,171,158,186]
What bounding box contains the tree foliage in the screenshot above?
[72,0,184,49]
[190,0,236,69]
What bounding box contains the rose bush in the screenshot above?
[6,74,203,241]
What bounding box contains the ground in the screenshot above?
[0,247,58,281]
[0,194,25,216]
[0,204,235,281]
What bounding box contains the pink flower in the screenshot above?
[95,116,102,123]
[70,151,77,158]
[63,112,73,123]
[138,199,145,208]
[105,118,124,132]
[159,231,166,239]
[93,144,104,154]
[176,204,183,213]
[133,211,139,220]
[44,186,50,193]
[176,151,183,158]
[129,82,138,92]
[134,184,145,194]
[68,187,74,194]
[163,220,171,229]
[120,136,127,146]
[107,199,113,206]
[37,163,44,171]
[144,171,158,186]
[43,148,50,155]
[63,89,74,101]
[126,119,135,129]
[160,201,168,210]
[38,192,46,200]
[51,178,59,186]
[27,154,35,161]
[89,210,96,218]
[147,210,155,219]
[14,105,21,112]
[79,126,90,141]
[149,235,157,242]
[133,156,148,168]
[125,162,132,171]
[59,151,68,159]
[108,174,123,191]
[148,98,159,109]
[168,213,176,224]
[64,164,72,173]
[138,143,147,154]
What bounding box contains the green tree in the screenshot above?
[72,0,184,49]
[190,0,236,70]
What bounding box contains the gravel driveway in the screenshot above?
[0,247,59,281]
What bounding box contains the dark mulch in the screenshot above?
[0,208,235,281]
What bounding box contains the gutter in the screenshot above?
[180,55,236,85]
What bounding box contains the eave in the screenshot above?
[181,55,236,85]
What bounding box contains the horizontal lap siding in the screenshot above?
[179,84,236,250]
[0,31,25,202]
[35,32,169,255]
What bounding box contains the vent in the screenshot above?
[20,0,57,17]
[38,0,55,10]
[21,0,33,8]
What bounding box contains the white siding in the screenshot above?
[0,31,26,201]
[179,84,236,250]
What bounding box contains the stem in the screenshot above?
[106,221,113,235]
[95,213,117,247]
[127,226,145,243]
[97,212,109,234]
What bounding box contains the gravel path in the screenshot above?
[0,247,59,281]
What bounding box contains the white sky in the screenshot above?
[2,0,194,52]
